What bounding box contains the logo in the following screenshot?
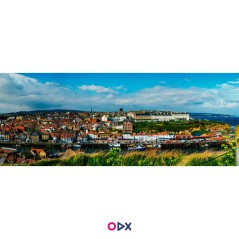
[108,222,132,231]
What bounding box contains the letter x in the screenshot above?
[125,222,131,231]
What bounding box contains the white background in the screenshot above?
[1,0,239,239]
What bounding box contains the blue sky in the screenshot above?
[21,73,239,91]
[1,73,239,114]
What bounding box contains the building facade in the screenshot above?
[128,112,189,122]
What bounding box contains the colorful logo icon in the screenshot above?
[108,222,132,231]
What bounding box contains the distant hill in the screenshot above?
[1,110,237,118]
[1,109,87,115]
[189,112,235,118]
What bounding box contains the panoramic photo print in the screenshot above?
[0,73,238,166]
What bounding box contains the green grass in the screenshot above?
[30,145,236,166]
[133,120,230,133]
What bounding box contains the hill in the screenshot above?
[0,109,87,115]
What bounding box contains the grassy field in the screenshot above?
[30,145,235,166]
[133,120,230,134]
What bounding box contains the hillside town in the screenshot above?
[0,109,230,165]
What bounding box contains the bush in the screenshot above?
[186,141,236,166]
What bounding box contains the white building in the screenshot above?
[112,116,127,122]
[128,111,189,122]
[102,115,108,122]
[122,133,174,141]
[114,125,124,130]
[88,133,98,139]
[122,133,133,140]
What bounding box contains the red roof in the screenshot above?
[16,158,25,164]
[32,149,46,154]
[28,159,36,165]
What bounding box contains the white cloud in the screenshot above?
[78,85,117,94]
[114,85,127,91]
[227,80,239,85]
[1,74,239,114]
[0,73,77,113]
[109,84,239,114]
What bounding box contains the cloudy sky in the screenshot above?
[1,73,239,115]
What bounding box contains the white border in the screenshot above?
[0,0,239,72]
[1,1,239,239]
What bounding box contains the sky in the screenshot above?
[1,73,239,115]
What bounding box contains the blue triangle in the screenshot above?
[117,222,125,231]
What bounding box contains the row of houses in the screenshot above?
[0,129,223,144]
[0,147,47,165]
[121,131,223,141]
[0,147,84,165]
[0,111,134,144]
[127,111,190,122]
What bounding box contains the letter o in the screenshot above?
[108,222,116,231]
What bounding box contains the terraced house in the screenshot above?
[128,111,190,122]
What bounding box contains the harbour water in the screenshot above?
[191,115,239,131]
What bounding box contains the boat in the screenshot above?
[2,147,17,151]
[73,144,82,148]
[153,144,161,149]
[200,143,209,148]
[109,142,121,148]
[128,144,146,151]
